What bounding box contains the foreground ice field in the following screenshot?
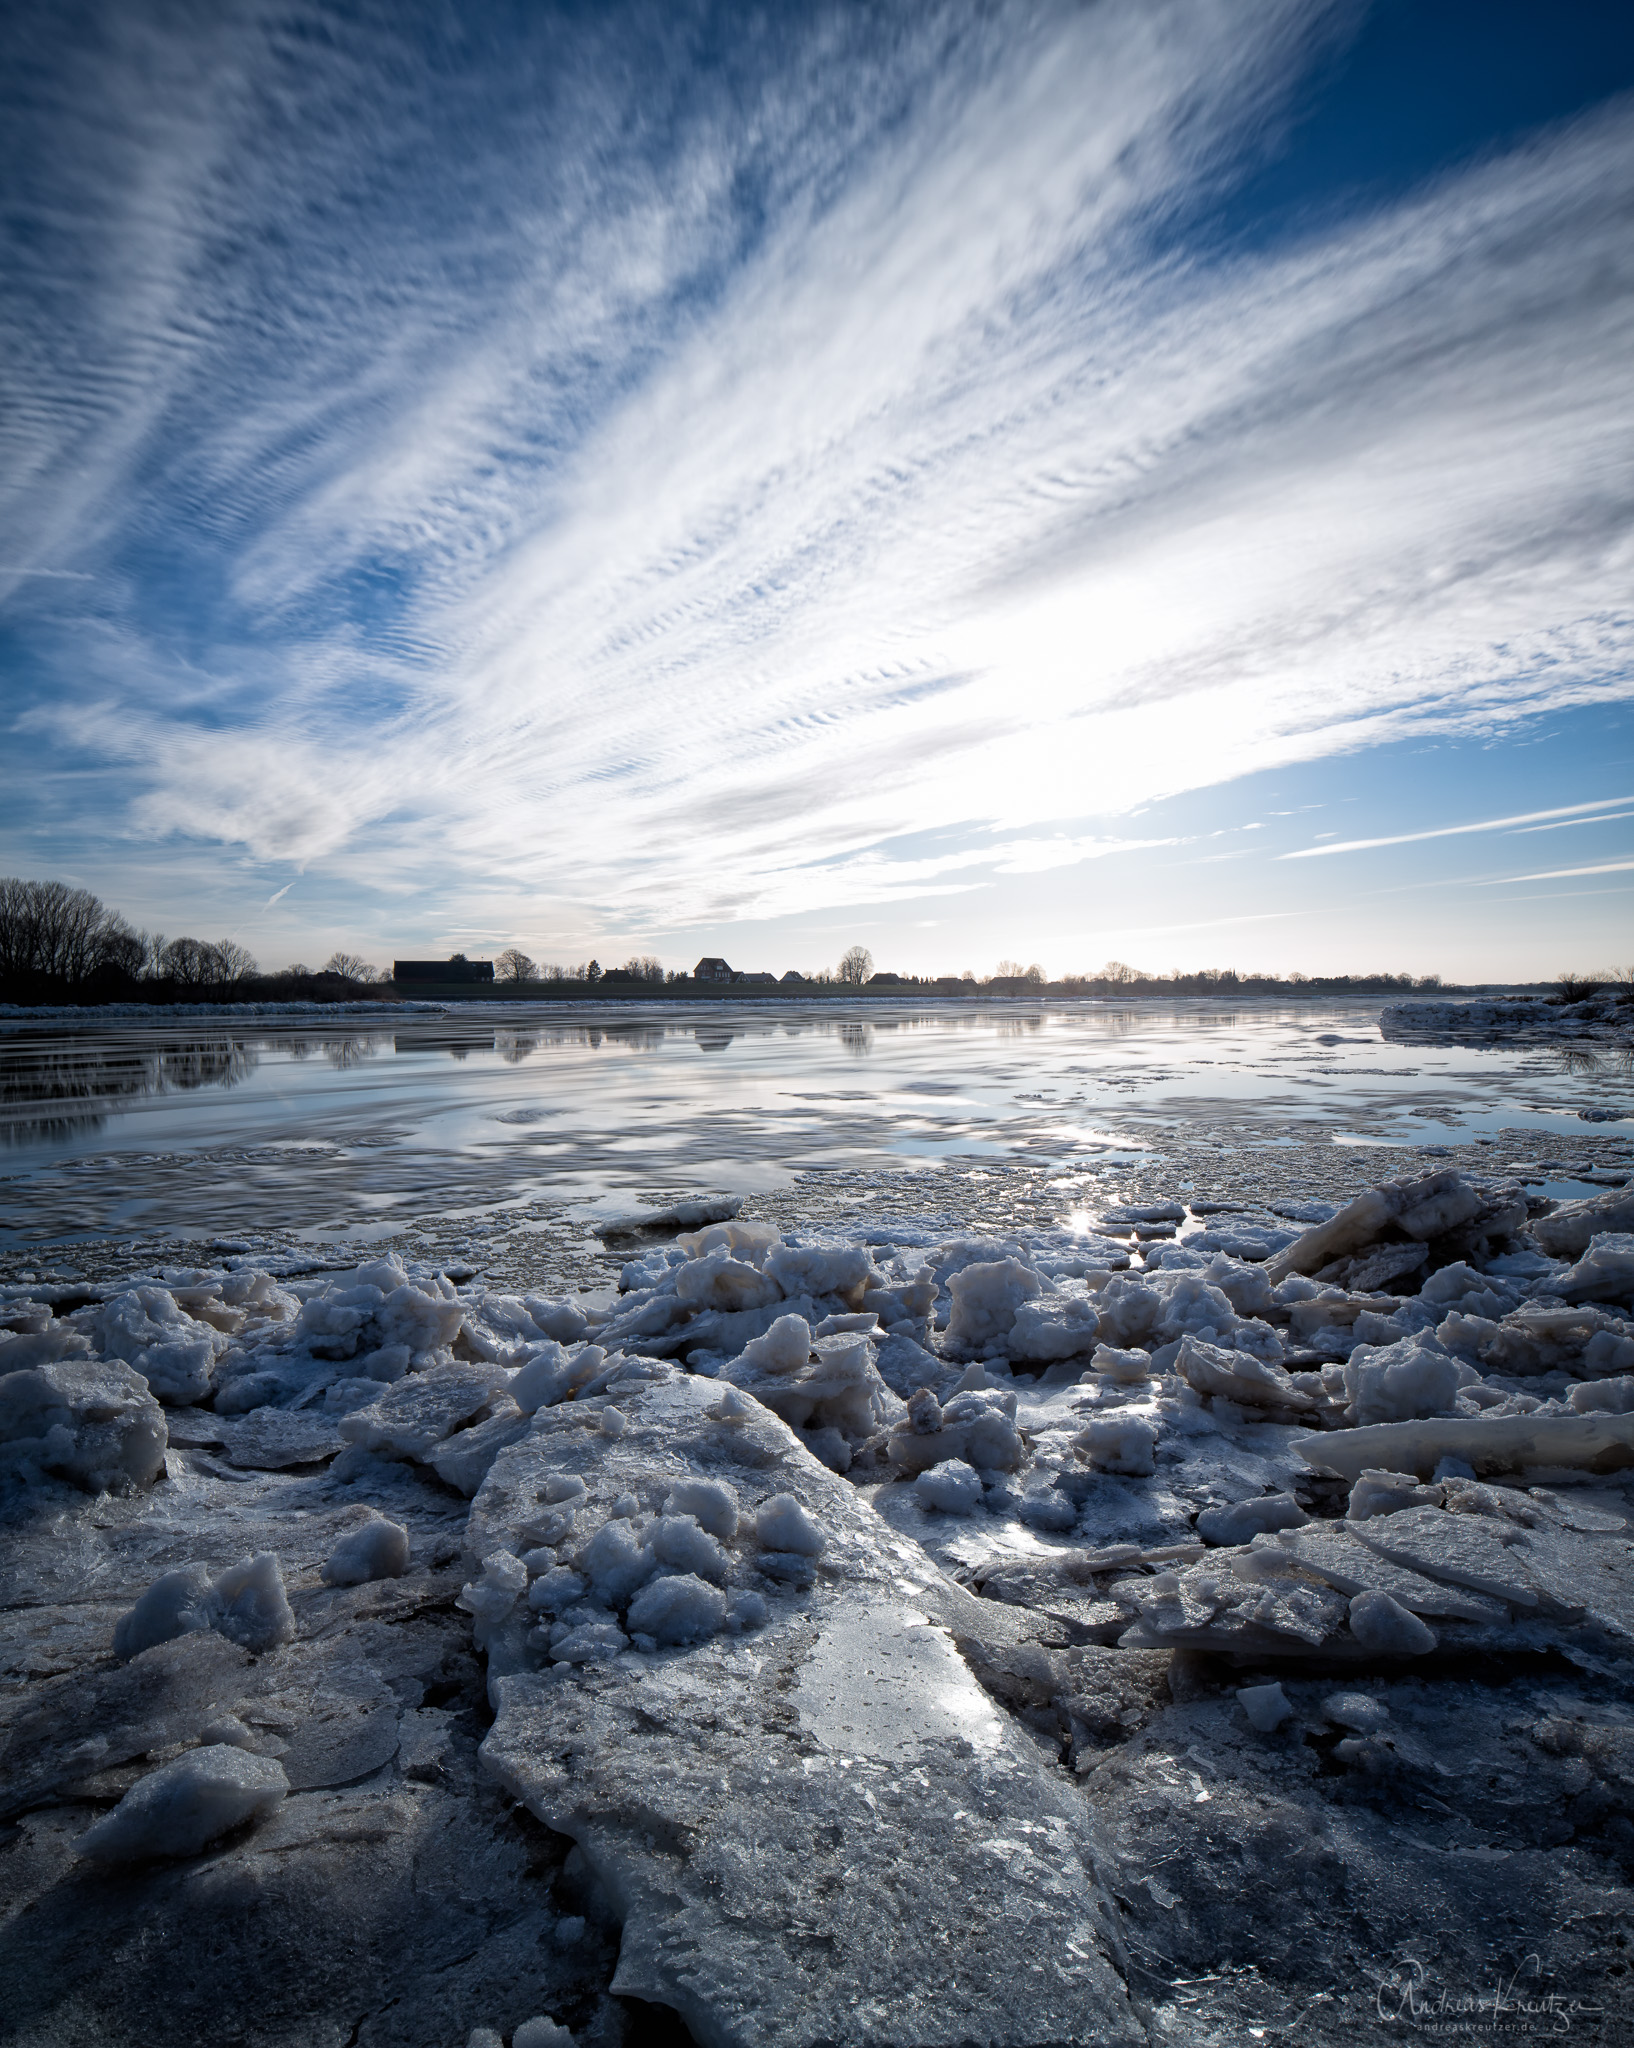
[4,1157,1634,2045]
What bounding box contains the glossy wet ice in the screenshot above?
[2,999,1627,1249]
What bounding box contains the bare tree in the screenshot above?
[0,876,124,982]
[159,937,213,985]
[622,955,664,983]
[837,945,873,986]
[214,939,258,982]
[323,951,377,982]
[1023,963,1044,985]
[495,948,538,983]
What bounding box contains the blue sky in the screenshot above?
[2,0,1631,982]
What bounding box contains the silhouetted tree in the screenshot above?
[838,945,873,986]
[324,951,378,982]
[495,948,538,983]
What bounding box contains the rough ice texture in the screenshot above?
[91,1286,226,1404]
[1238,1681,1292,1732]
[941,1257,1042,1359]
[472,1374,1141,2048]
[1004,1293,1101,1362]
[339,1361,510,1461]
[1557,1232,1634,1303]
[0,1355,167,1493]
[9,1162,1634,2042]
[1346,1589,1438,1656]
[113,1566,217,1660]
[1175,1334,1314,1413]
[322,1514,411,1586]
[1341,1336,1462,1425]
[1533,1190,1634,1258]
[1293,1409,1634,1483]
[1196,1493,1309,1546]
[913,1458,984,1514]
[208,1553,298,1652]
[1080,1415,1158,1476]
[74,1744,288,1862]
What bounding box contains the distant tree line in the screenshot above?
[10,874,1619,1008]
[0,877,382,1004]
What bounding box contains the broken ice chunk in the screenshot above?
[113,1566,216,1660]
[74,1745,288,1862]
[92,1286,226,1405]
[322,1513,410,1586]
[1533,1189,1634,1257]
[763,1241,875,1304]
[1195,1493,1308,1545]
[528,1567,587,1614]
[1351,1504,1580,1616]
[885,1387,1027,1473]
[942,1258,1043,1359]
[1275,1524,1507,1620]
[1555,1232,1634,1304]
[1237,1681,1293,1732]
[548,1620,629,1663]
[663,1477,739,1539]
[626,1572,728,1646]
[733,1313,812,1374]
[755,1492,825,1556]
[1341,1337,1462,1425]
[459,1550,530,1628]
[0,1354,168,1493]
[210,1553,296,1652]
[1079,1416,1158,1477]
[1175,1334,1314,1412]
[676,1248,782,1312]
[1348,1589,1438,1655]
[577,1519,657,1605]
[512,2020,576,2048]
[648,1514,729,1583]
[914,1459,984,1515]
[1569,1377,1634,1415]
[1322,1691,1390,1732]
[1346,1468,1445,1521]
[1005,1295,1101,1363]
[1089,1344,1153,1383]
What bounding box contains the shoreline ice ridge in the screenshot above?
[3,1163,1634,2043]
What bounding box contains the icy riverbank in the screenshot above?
[1382,988,1633,1047]
[5,1160,1634,2045]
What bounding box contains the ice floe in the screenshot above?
[4,1156,1634,2042]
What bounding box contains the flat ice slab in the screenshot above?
[475,1374,1141,2048]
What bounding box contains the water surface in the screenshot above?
[1,998,1628,1245]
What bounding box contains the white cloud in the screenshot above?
[1476,861,1634,885]
[1281,797,1634,860]
[4,0,1633,941]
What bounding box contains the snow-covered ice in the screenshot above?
[74,1745,288,1862]
[5,1149,1634,2044]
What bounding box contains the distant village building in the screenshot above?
[394,954,495,984]
[780,969,804,982]
[867,971,904,985]
[693,957,733,982]
[738,971,776,985]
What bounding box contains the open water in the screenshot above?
[1,999,1628,1249]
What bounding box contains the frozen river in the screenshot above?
[1,997,1628,1251]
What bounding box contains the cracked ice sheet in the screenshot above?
[473,1373,1142,2048]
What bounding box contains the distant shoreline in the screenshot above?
[0,983,1555,1024]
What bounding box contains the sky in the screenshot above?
[1,0,1631,984]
